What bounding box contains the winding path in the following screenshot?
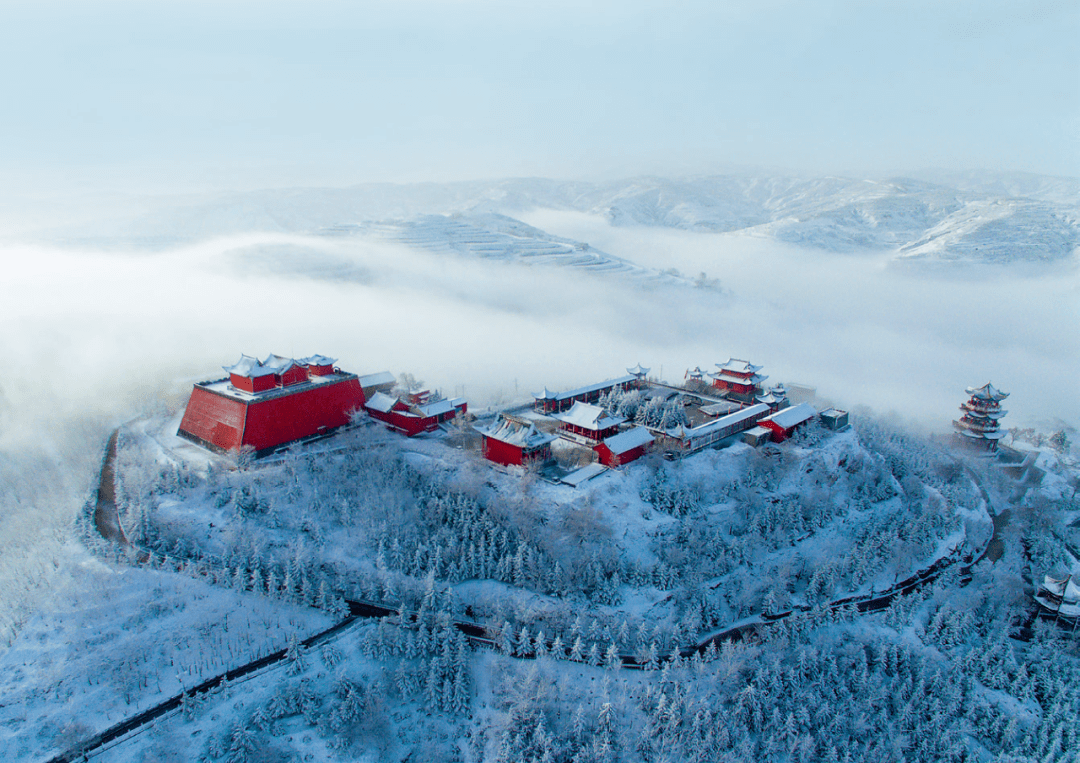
[50,430,1012,762]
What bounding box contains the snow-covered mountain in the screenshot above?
[31,172,1078,267]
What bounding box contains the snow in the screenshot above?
[364,391,398,413]
[560,463,608,487]
[555,402,625,431]
[600,427,655,455]
[356,370,395,388]
[761,401,817,429]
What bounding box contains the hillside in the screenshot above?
[6,408,1079,762]
[28,172,1079,267]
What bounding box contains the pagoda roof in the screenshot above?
[965,382,1009,402]
[556,402,625,431]
[300,354,337,367]
[711,371,768,386]
[479,415,556,449]
[716,358,763,374]
[261,354,302,374]
[224,353,298,379]
[687,366,705,378]
[627,363,651,377]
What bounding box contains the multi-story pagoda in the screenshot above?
[711,358,768,403]
[953,382,1009,451]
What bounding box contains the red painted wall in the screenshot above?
[279,365,308,387]
[178,377,367,455]
[241,378,366,451]
[594,442,647,467]
[483,436,524,466]
[760,419,794,443]
[177,387,249,452]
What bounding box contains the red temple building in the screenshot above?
[594,426,654,467]
[758,402,817,442]
[711,359,768,402]
[177,354,366,456]
[554,402,625,443]
[533,374,639,414]
[953,382,1009,451]
[478,414,556,467]
[365,391,468,437]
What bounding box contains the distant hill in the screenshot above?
[28,172,1079,266]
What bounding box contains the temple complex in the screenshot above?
[953,382,1009,451]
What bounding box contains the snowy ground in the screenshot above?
[0,543,333,762]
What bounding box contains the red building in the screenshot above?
[177,354,366,457]
[555,402,625,443]
[533,374,638,414]
[365,391,468,437]
[710,359,768,401]
[594,426,654,467]
[478,414,556,467]
[953,382,1008,451]
[758,402,817,442]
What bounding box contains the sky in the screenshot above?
[1,0,1077,195]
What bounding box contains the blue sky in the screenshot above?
[2,0,1077,191]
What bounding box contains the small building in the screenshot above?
[478,414,556,467]
[953,382,1008,451]
[1035,574,1080,619]
[665,403,771,453]
[177,353,366,457]
[365,391,468,437]
[710,359,768,402]
[627,364,651,387]
[533,374,638,414]
[594,426,654,467]
[759,402,817,442]
[819,408,849,431]
[742,426,772,447]
[357,371,396,400]
[555,402,625,443]
[755,383,790,412]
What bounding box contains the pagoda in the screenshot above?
[953,382,1009,451]
[711,358,768,403]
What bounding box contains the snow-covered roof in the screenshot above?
[744,426,771,437]
[261,354,302,374]
[365,391,399,413]
[680,403,770,439]
[966,382,1009,401]
[224,354,280,378]
[687,366,705,378]
[556,402,625,431]
[716,358,763,374]
[601,426,654,455]
[479,415,556,448]
[627,363,650,377]
[711,371,768,386]
[819,408,847,418]
[415,397,466,417]
[532,375,637,403]
[700,401,742,416]
[301,354,337,366]
[755,393,785,405]
[762,402,816,429]
[357,371,395,387]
